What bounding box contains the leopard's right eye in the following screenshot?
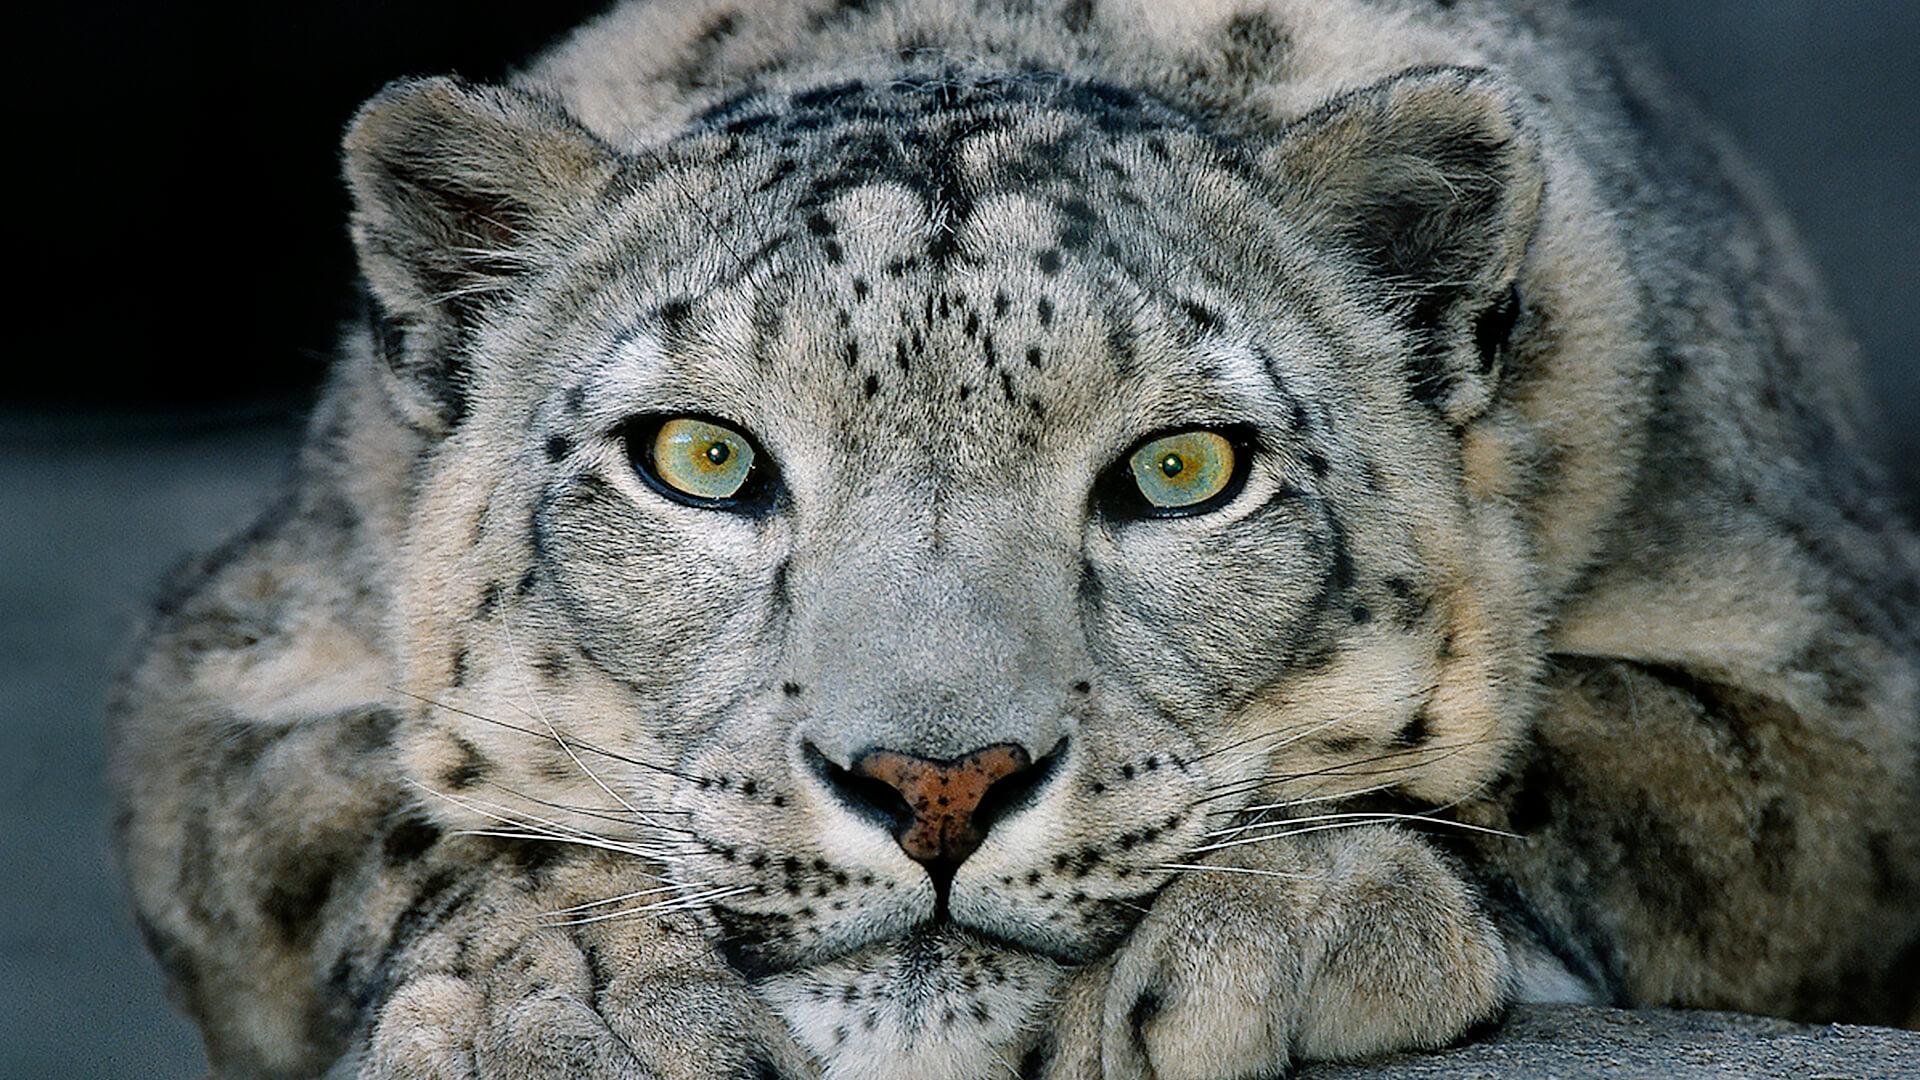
[1128,430,1236,510]
[627,416,770,509]
[1096,426,1252,521]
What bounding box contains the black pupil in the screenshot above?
[1159,453,1184,478]
[706,441,731,466]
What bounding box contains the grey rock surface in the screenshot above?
[1301,1005,1917,1079]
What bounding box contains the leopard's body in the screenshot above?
[112,2,1920,1078]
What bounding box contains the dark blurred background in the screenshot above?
[10,0,1919,473]
[2,2,1914,1077]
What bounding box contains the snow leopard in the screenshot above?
[111,1,1920,1078]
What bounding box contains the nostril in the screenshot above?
[806,743,915,835]
[971,738,1064,839]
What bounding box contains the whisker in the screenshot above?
[1193,811,1518,852]
[496,615,650,822]
[549,882,717,915]
[390,686,715,787]
[547,884,761,926]
[1151,863,1315,880]
[412,779,677,861]
[453,828,666,861]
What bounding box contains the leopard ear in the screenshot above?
[343,77,618,424]
[1260,67,1543,423]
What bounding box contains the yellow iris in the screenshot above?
[1128,430,1235,509]
[652,418,755,500]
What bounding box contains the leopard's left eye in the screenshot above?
[631,416,767,507]
[1127,430,1237,510]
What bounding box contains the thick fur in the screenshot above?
[111,2,1920,1079]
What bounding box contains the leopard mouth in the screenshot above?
[711,899,1091,980]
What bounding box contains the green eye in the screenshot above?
[650,417,756,502]
[1127,430,1236,510]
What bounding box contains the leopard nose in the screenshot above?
[818,742,1051,872]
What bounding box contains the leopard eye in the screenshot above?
[1127,430,1236,510]
[647,417,757,503]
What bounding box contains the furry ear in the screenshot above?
[343,77,619,424]
[1260,67,1543,423]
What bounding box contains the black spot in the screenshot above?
[1128,988,1163,1038]
[442,737,490,791]
[535,651,570,679]
[1391,710,1432,748]
[1058,198,1098,250]
[1474,286,1521,374]
[1072,680,1091,694]
[1025,346,1043,369]
[1036,248,1063,275]
[545,434,572,462]
[853,277,870,300]
[1349,603,1372,624]
[476,581,502,619]
[1060,0,1095,33]
[564,385,586,414]
[383,813,443,865]
[845,340,861,369]
[1218,11,1291,79]
[1867,832,1909,901]
[656,297,696,335]
[1036,297,1054,326]
[782,682,803,697]
[262,859,339,943]
[345,709,401,756]
[449,647,469,688]
[757,156,800,192]
[1178,299,1219,332]
[863,373,880,399]
[994,290,1011,317]
[1755,798,1797,894]
[671,13,739,90]
[736,1057,782,1080]
[514,840,566,883]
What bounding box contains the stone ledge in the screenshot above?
[1298,1004,1917,1079]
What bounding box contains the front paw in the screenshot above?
[1053,826,1508,1080]
[358,849,817,1080]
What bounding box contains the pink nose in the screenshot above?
[850,743,1033,866]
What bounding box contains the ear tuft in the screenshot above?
[343,76,618,323]
[342,77,618,429]
[1262,67,1544,422]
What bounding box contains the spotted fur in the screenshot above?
[112,2,1919,1078]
